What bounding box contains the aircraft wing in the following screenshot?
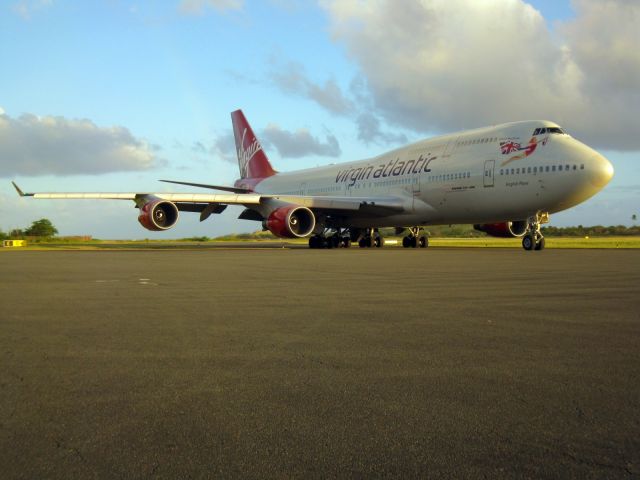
[12,181,408,218]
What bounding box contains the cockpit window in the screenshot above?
[533,127,566,135]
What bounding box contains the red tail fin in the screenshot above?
[231,109,277,179]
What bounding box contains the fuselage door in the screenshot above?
[412,171,421,195]
[483,160,495,187]
[442,136,459,158]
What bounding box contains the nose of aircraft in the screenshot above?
[590,153,614,188]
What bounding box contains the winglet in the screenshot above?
[11,181,31,197]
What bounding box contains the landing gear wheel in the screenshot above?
[522,235,534,251]
[374,236,384,248]
[342,237,351,248]
[402,235,418,248]
[309,235,328,249]
[402,227,425,248]
[522,212,548,251]
[359,236,373,248]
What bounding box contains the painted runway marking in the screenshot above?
[94,278,158,286]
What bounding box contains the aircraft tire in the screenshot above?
[522,235,534,251]
[419,236,428,248]
[534,237,546,251]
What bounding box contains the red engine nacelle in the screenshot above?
[138,200,180,231]
[265,205,315,238]
[474,221,527,238]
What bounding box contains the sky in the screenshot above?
[1,0,638,239]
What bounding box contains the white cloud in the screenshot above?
[0,113,159,177]
[356,112,407,146]
[320,0,640,151]
[271,62,354,115]
[11,0,52,20]
[210,131,237,164]
[262,124,341,158]
[178,0,243,15]
[270,62,408,146]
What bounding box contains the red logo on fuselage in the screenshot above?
[500,136,539,166]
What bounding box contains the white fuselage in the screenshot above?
[253,120,613,228]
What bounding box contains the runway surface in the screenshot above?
[1,248,639,478]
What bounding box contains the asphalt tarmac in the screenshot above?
[1,248,639,478]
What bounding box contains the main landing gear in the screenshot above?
[308,227,429,249]
[308,229,351,249]
[308,228,386,249]
[358,228,384,248]
[401,227,429,248]
[522,213,547,251]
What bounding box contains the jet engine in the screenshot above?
[138,200,179,231]
[474,221,527,238]
[265,205,315,238]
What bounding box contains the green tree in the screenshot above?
[0,229,7,241]
[25,218,58,237]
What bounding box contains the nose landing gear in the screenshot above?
[522,213,548,251]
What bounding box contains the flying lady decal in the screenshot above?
[500,131,550,166]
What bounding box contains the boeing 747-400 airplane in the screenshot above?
[13,109,614,250]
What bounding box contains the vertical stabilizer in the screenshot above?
[231,109,277,179]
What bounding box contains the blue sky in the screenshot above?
[1,0,638,238]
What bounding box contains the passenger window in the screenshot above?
[580,164,584,170]
[573,165,577,170]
